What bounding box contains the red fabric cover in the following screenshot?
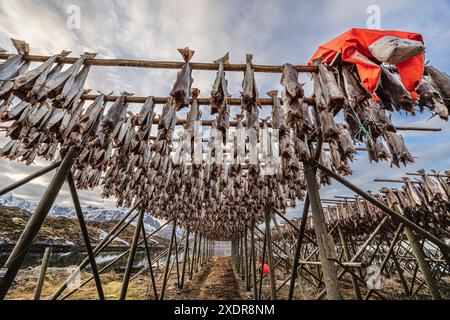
[308,28,424,99]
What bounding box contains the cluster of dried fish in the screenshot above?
[0,41,448,240]
[325,171,449,238]
[310,60,422,169]
[417,65,450,120]
[0,39,97,164]
[272,170,449,241]
[211,53,231,142]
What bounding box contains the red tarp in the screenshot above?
[308,28,425,99]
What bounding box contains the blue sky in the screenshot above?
[0,0,449,219]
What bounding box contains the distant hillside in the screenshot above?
[0,204,169,248]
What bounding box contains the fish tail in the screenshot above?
[213,52,229,64]
[10,38,29,55]
[190,88,200,98]
[178,47,195,62]
[246,54,253,64]
[266,90,278,98]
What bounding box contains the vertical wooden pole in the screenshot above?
[180,227,190,289]
[141,223,158,300]
[33,247,52,300]
[196,234,202,271]
[173,229,180,287]
[189,232,197,280]
[403,227,441,299]
[119,205,145,300]
[0,147,80,300]
[160,220,177,300]
[338,225,362,300]
[303,161,342,300]
[250,221,258,300]
[67,172,105,300]
[288,194,310,300]
[264,207,277,300]
[243,228,249,292]
[258,232,267,300]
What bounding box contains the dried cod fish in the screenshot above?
[281,63,304,99]
[171,47,194,110]
[211,53,230,114]
[241,54,259,110]
[384,131,414,167]
[0,39,29,81]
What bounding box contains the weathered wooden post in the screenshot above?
[403,227,441,299]
[189,232,197,279]
[258,231,267,300]
[160,220,177,300]
[243,228,249,292]
[250,220,258,300]
[180,226,190,289]
[0,146,80,300]
[67,172,105,300]
[338,225,362,300]
[141,223,158,300]
[33,247,52,300]
[119,205,145,300]
[288,194,310,300]
[264,207,277,300]
[303,161,343,300]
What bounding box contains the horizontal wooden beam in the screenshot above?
[81,94,316,106]
[0,53,317,73]
[373,178,420,184]
[405,172,450,177]
[394,126,441,132]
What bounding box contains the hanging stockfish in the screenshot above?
[417,75,448,120]
[336,123,356,159]
[154,98,176,156]
[26,51,71,103]
[135,96,155,142]
[376,66,413,113]
[186,88,201,133]
[171,47,194,110]
[366,137,391,163]
[72,93,107,145]
[319,150,333,185]
[367,99,396,133]
[317,63,345,109]
[281,63,304,100]
[267,90,287,133]
[13,53,61,95]
[317,107,339,141]
[0,39,29,82]
[61,89,91,139]
[55,52,97,108]
[211,53,231,113]
[425,65,450,107]
[329,140,352,176]
[341,63,369,104]
[241,54,259,109]
[383,131,414,167]
[37,53,88,102]
[101,92,132,134]
[0,58,31,101]
[209,54,231,140]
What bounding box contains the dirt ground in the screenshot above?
[169,256,244,300]
[6,256,449,300]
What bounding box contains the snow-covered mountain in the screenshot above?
[0,193,161,235]
[0,193,36,212]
